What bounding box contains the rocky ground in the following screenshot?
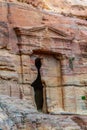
[0,95,87,130]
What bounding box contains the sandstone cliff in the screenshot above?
[0,0,87,129]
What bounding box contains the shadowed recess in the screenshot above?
[31,58,43,111]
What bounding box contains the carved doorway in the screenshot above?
[31,54,63,113]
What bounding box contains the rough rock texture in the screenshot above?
[13,0,87,18]
[0,0,87,129]
[0,95,87,130]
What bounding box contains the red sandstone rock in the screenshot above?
[0,2,87,130]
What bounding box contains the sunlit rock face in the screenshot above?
[43,0,87,16]
[12,0,87,18]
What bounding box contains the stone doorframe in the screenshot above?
[14,26,77,113]
[30,51,63,113]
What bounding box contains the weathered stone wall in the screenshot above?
[0,1,87,114]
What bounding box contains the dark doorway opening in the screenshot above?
[31,58,43,112]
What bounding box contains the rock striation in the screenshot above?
[13,0,87,18]
[0,0,87,129]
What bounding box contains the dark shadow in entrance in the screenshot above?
[31,58,43,112]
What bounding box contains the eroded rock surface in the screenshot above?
[9,0,87,19]
[0,95,87,130]
[0,0,87,129]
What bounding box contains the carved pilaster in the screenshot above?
[61,57,77,113]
